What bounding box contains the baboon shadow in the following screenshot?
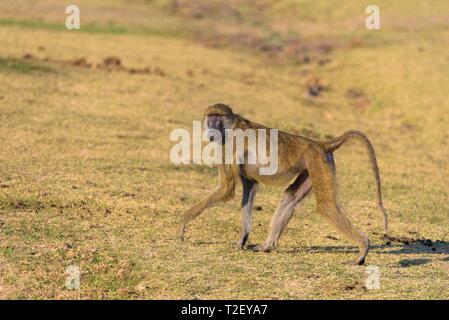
[193,240,227,245]
[286,240,449,256]
[398,258,431,267]
[281,243,449,268]
[378,243,449,255]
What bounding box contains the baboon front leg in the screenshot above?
[179,187,235,240]
[179,166,236,240]
[255,171,312,252]
[305,149,369,265]
[236,176,258,249]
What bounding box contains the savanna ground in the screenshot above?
[0,0,448,299]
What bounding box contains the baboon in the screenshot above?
[179,103,388,265]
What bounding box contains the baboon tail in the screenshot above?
[324,130,388,234]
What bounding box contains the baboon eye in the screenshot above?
[207,115,224,129]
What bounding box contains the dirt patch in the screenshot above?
[383,234,448,253]
[343,282,365,291]
[167,1,340,65]
[102,56,122,67]
[197,30,336,66]
[168,0,267,24]
[345,88,370,109]
[383,234,434,246]
[23,53,34,60]
[21,54,166,76]
[306,76,327,97]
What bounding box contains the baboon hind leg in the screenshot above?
[237,176,258,249]
[305,149,369,265]
[255,171,312,252]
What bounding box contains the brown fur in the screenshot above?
[179,104,388,265]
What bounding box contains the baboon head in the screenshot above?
[204,103,236,144]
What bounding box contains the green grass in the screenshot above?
[0,57,55,74]
[0,0,448,299]
[0,18,182,37]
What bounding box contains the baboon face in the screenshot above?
[204,104,235,144]
[204,113,235,144]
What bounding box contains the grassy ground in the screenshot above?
[0,0,448,299]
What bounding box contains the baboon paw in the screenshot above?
[354,239,369,265]
[353,256,366,266]
[253,244,274,252]
[235,243,245,250]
